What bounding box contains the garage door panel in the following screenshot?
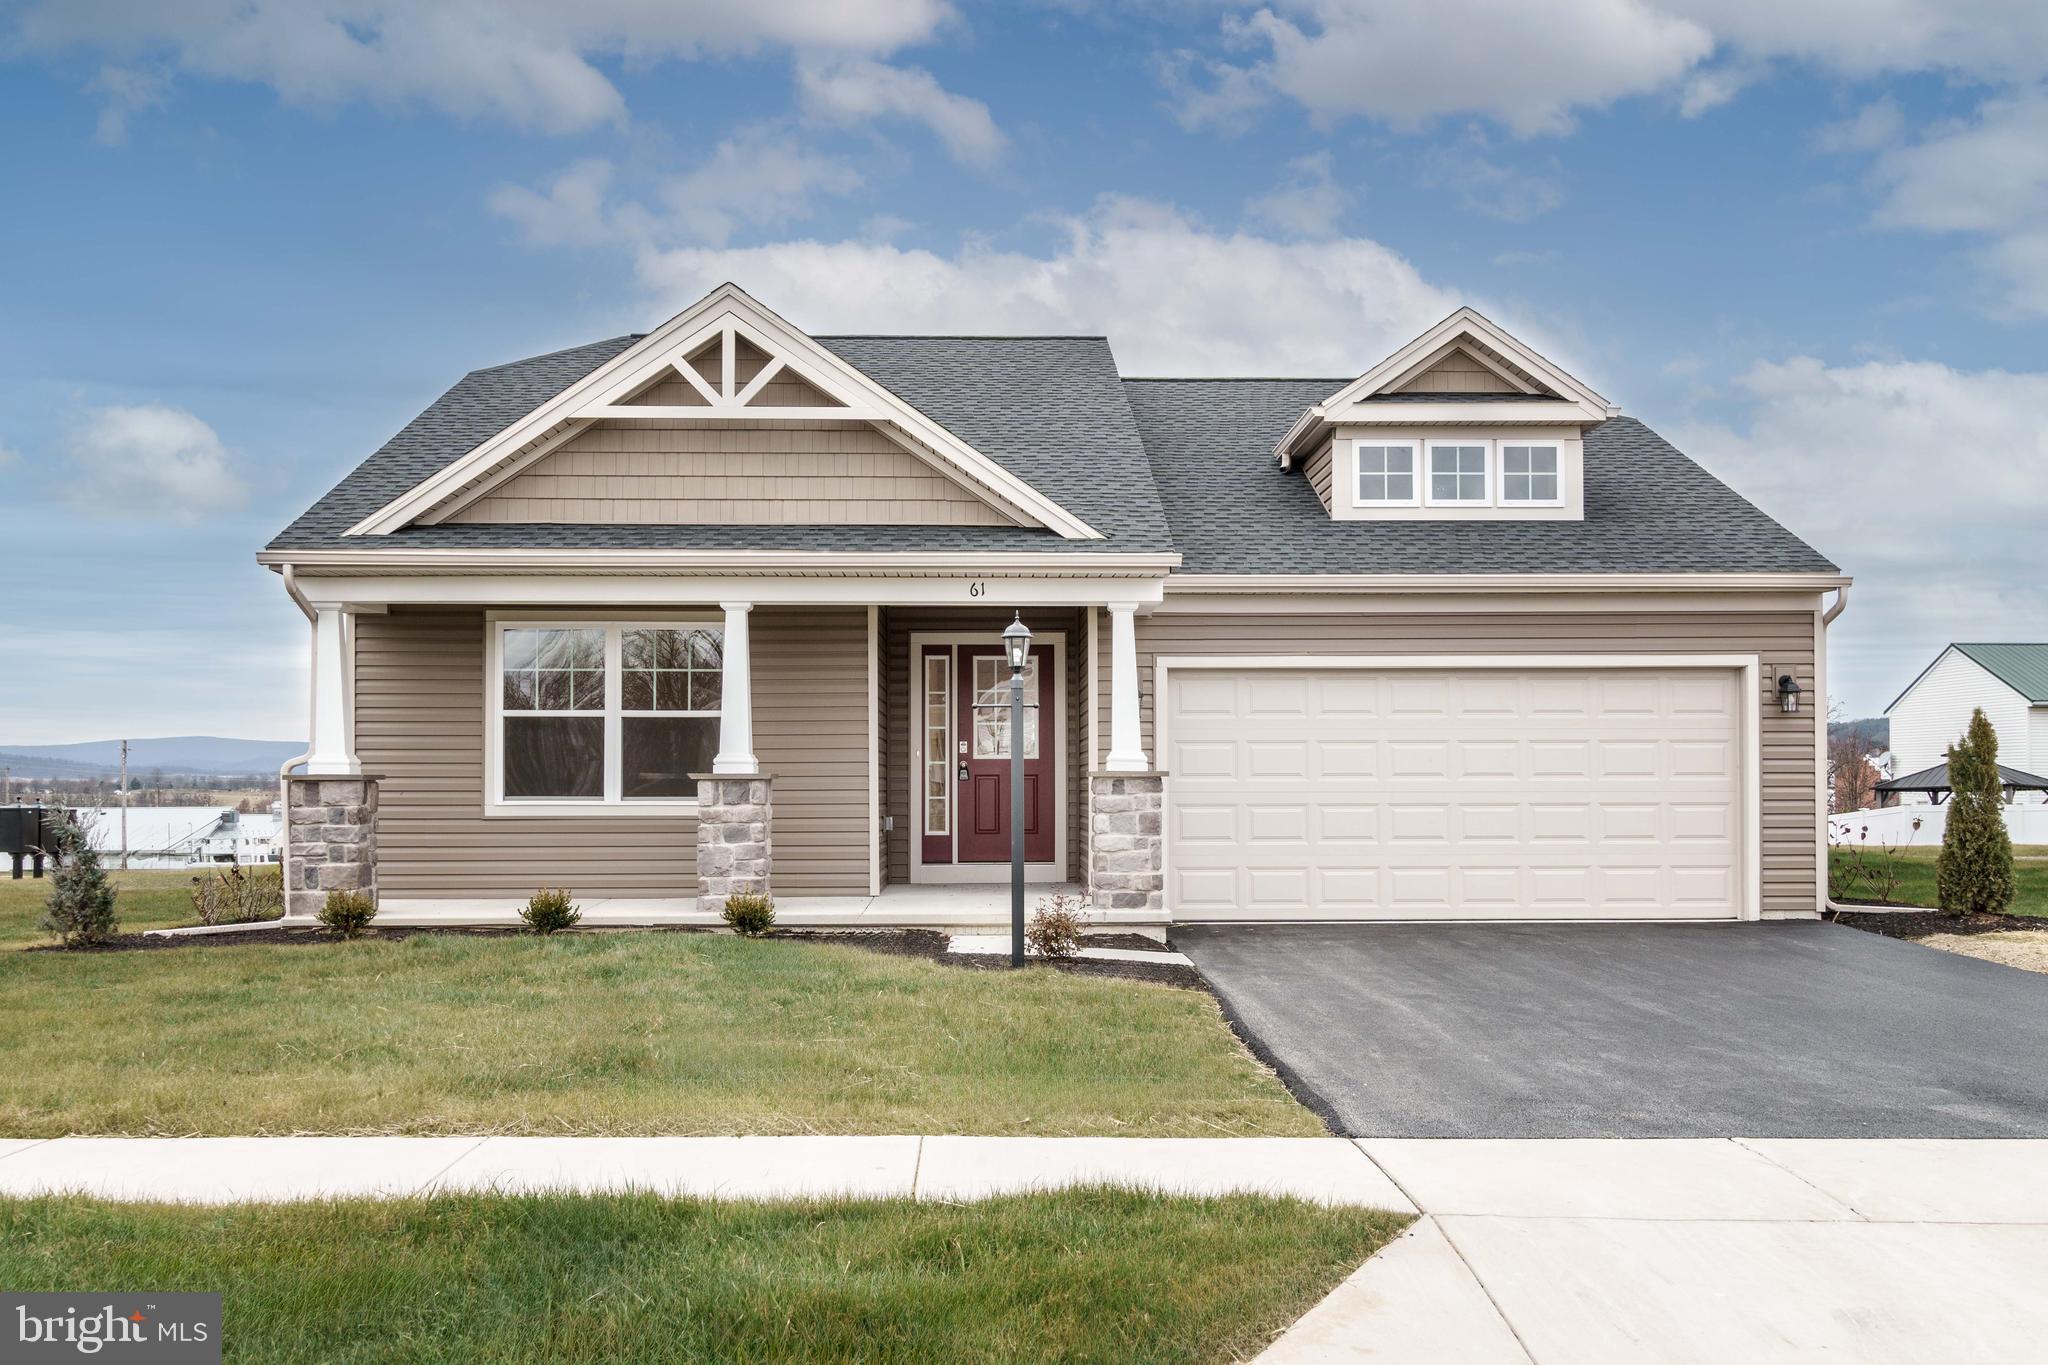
[1167,666,1743,922]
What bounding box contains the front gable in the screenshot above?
[346,284,1102,540]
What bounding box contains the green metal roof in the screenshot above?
[1952,644,2048,704]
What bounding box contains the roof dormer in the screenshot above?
[1277,308,1616,524]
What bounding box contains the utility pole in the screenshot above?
[119,739,130,872]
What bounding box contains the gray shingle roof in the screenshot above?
[268,337,1835,577]
[1121,378,1837,575]
[267,335,1172,554]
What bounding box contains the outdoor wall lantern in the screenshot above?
[1002,613,1033,967]
[1777,673,1801,715]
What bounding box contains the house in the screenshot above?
[71,806,280,869]
[261,285,1845,928]
[1885,644,2048,806]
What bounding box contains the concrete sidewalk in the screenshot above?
[1260,1137,2048,1364]
[5,1134,2045,1361]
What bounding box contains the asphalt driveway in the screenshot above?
[1175,920,2048,1137]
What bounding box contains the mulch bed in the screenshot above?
[1829,907,2048,940]
[27,922,1204,988]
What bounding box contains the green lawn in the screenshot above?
[0,924,1317,1138]
[0,867,220,949]
[1830,844,2048,917]
[0,1188,1405,1363]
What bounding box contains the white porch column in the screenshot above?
[713,601,758,774]
[305,607,360,776]
[1105,601,1148,773]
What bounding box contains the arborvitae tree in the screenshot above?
[1936,707,2017,916]
[40,812,120,947]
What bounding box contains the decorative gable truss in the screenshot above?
[347,283,1102,539]
[1274,306,1618,470]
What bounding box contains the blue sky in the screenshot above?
[5,0,2048,742]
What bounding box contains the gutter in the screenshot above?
[260,548,1183,576]
[1818,582,1857,916]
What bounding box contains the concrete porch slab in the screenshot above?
[1357,1138,1858,1221]
[1737,1137,2048,1223]
[915,1137,1416,1210]
[429,1136,920,1200]
[0,1136,485,1203]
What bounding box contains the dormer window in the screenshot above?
[1501,444,1561,504]
[1355,442,1418,506]
[1426,443,1489,505]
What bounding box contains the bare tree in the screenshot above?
[1826,699,1881,814]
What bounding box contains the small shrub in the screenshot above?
[521,886,582,935]
[1026,892,1090,959]
[1828,825,1906,905]
[722,893,775,937]
[318,889,378,939]
[190,865,284,925]
[40,812,119,948]
[1936,708,2017,916]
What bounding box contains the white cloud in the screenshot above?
[0,440,19,468]
[1245,151,1349,237]
[84,64,165,145]
[628,195,1463,374]
[1423,133,1563,221]
[1813,98,1905,154]
[1200,0,1714,137]
[1674,355,2048,702]
[492,133,863,250]
[14,0,955,135]
[1177,1,2048,137]
[61,404,247,521]
[795,56,1006,167]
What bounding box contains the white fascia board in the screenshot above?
[263,548,1179,576]
[292,571,1169,610]
[347,282,1103,541]
[1337,401,1592,425]
[1277,307,1620,465]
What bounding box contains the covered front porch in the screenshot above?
[283,566,1169,928]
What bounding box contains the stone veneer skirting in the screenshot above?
[283,774,379,920]
[1087,773,1163,913]
[695,774,773,914]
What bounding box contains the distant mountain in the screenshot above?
[1829,718,1889,750]
[0,737,306,778]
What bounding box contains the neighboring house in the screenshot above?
[1885,644,2048,805]
[262,285,1845,926]
[72,807,280,869]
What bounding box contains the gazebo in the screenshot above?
[1875,761,2048,806]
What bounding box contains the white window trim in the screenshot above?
[485,615,719,818]
[1497,442,1565,509]
[1352,440,1421,508]
[1424,440,1494,507]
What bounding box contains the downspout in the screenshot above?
[1817,584,1857,916]
[277,565,316,899]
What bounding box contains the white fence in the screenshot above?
[1829,803,2048,849]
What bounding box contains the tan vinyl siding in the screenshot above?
[446,420,1017,527]
[1393,347,1519,394]
[354,605,873,900]
[1102,608,1821,915]
[1304,442,1334,511]
[354,607,697,899]
[880,608,1087,886]
[751,606,871,897]
[622,372,709,406]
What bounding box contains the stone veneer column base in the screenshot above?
[694,774,773,915]
[1088,773,1164,914]
[283,774,378,921]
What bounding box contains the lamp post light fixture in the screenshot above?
[1777,673,1801,716]
[1002,613,1033,967]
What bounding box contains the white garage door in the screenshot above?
[1165,665,1745,921]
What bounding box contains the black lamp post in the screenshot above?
[1002,613,1033,967]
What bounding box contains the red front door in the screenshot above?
[949,643,1054,864]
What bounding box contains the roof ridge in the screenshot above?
[1123,376,1353,384]
[818,333,1109,340]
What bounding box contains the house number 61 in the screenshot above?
[967,580,987,597]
